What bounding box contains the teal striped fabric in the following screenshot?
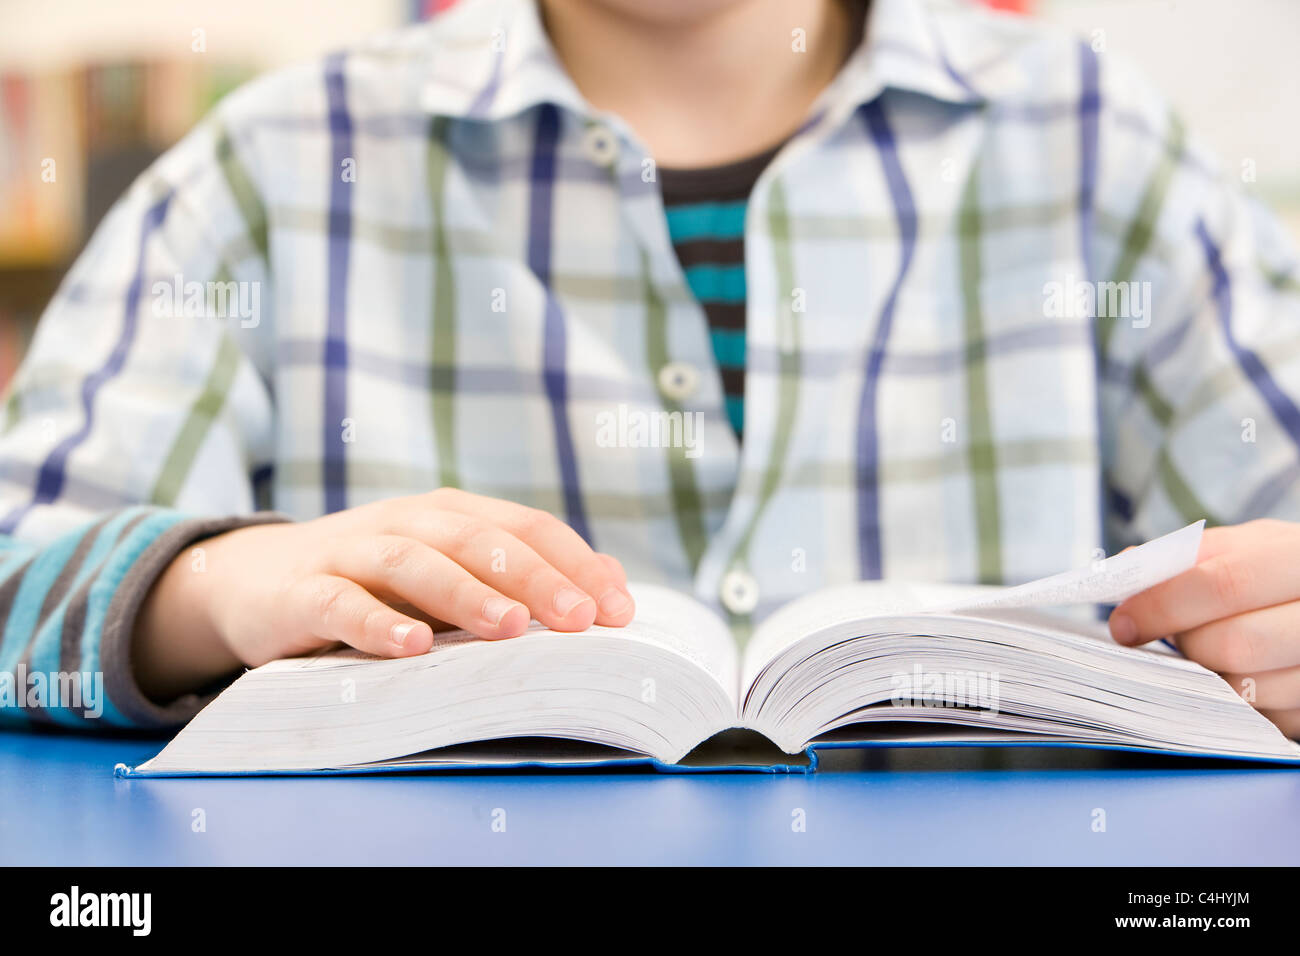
[661,147,782,438]
[0,508,280,728]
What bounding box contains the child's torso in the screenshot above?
[258,103,1105,626]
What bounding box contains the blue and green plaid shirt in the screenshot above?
[2,0,1299,728]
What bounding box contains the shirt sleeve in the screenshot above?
[1093,55,1300,548]
[0,95,282,729]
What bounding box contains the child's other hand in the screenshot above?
[1108,520,1300,737]
[133,488,634,699]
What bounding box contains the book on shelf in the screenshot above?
[0,59,254,269]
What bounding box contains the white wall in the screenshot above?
[1039,0,1300,237]
[0,0,407,69]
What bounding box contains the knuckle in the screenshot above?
[372,497,414,530]
[428,486,460,507]
[445,574,486,613]
[1209,556,1254,610]
[382,492,417,515]
[440,513,493,557]
[1219,628,1259,674]
[359,604,389,642]
[373,536,417,573]
[304,577,350,629]
[515,560,560,596]
[514,505,559,538]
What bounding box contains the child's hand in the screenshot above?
[133,488,634,699]
[1108,520,1300,737]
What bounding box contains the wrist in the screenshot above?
[131,534,241,703]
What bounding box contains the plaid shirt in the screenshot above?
[2,0,1300,727]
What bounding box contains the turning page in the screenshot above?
[742,522,1206,692]
[941,521,1205,613]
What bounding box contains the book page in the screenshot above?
[741,580,993,689]
[940,521,1204,613]
[260,583,740,706]
[622,583,739,703]
[743,521,1205,690]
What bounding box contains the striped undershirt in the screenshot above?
[659,143,783,440]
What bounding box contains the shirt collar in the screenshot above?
[838,0,989,107]
[418,0,587,121]
[418,0,989,125]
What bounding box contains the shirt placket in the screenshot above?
[583,113,742,588]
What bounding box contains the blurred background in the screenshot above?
[0,0,1297,391]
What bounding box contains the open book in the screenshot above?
[119,521,1300,776]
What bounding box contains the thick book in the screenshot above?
[118,521,1300,777]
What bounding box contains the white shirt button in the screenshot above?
[657,361,699,401]
[581,124,619,167]
[720,569,760,615]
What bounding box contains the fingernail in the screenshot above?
[482,595,521,627]
[1110,613,1137,645]
[597,587,632,618]
[553,586,594,618]
[391,622,416,647]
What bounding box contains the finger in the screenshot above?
[582,552,635,622]
[328,536,532,639]
[383,512,601,631]
[1258,707,1300,739]
[425,490,634,626]
[1110,525,1300,644]
[1219,664,1300,710]
[597,553,628,586]
[1167,602,1300,673]
[1194,519,1292,563]
[290,574,435,657]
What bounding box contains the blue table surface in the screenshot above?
[3,731,1298,865]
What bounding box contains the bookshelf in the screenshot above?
[0,59,256,385]
[0,0,405,391]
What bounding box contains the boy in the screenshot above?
[2,0,1300,737]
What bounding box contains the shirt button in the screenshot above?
[720,569,760,615]
[581,124,619,167]
[657,361,699,401]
